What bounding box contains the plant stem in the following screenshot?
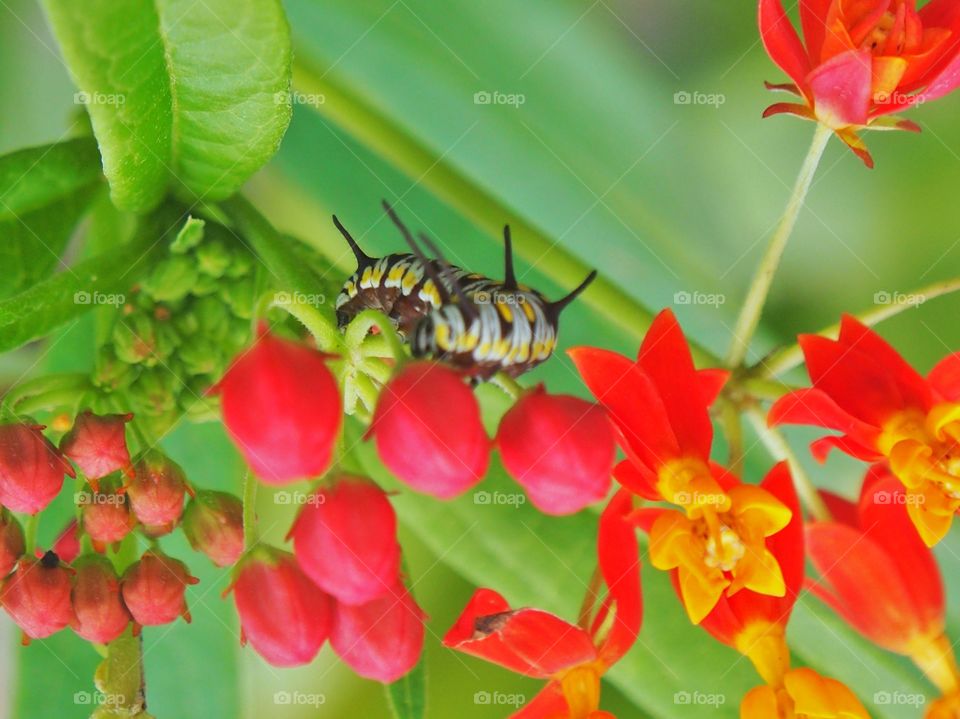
[346,309,407,361]
[490,372,524,402]
[242,471,258,547]
[270,293,345,354]
[725,123,832,368]
[23,513,39,555]
[755,274,960,379]
[744,406,830,521]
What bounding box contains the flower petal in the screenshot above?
[799,0,834,65]
[759,0,811,87]
[929,352,960,402]
[595,490,642,666]
[768,387,881,459]
[807,49,873,128]
[612,459,661,500]
[511,683,567,719]
[785,668,870,719]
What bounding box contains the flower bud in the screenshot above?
[216,329,342,485]
[289,476,400,605]
[60,410,134,482]
[0,552,74,641]
[330,583,425,683]
[182,491,244,567]
[121,551,198,627]
[126,451,187,534]
[231,547,332,667]
[0,423,75,514]
[496,387,615,514]
[0,510,24,577]
[80,482,136,552]
[50,519,81,564]
[71,554,130,644]
[369,362,489,499]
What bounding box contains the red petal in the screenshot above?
[443,589,596,678]
[697,368,730,406]
[768,387,880,456]
[810,434,884,463]
[835,127,875,168]
[511,683,567,719]
[595,490,642,666]
[636,310,713,459]
[762,102,816,120]
[817,490,859,527]
[612,459,661,501]
[799,0,833,65]
[759,0,811,87]
[807,49,872,127]
[764,80,802,95]
[569,347,681,471]
[928,352,960,402]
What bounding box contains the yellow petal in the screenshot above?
[677,564,727,625]
[729,547,786,598]
[648,511,696,571]
[784,668,870,719]
[907,496,955,548]
[739,685,780,719]
[729,485,792,537]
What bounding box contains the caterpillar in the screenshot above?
[334,202,596,381]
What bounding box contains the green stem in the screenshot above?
[756,274,960,379]
[242,471,258,547]
[490,372,524,402]
[23,513,39,555]
[744,406,830,521]
[94,627,146,715]
[725,124,832,368]
[720,401,744,477]
[267,291,345,354]
[346,309,407,361]
[1,373,91,414]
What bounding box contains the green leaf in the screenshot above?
[42,0,293,212]
[0,138,104,299]
[386,658,426,719]
[0,206,176,352]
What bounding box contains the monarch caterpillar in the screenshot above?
[334,202,596,381]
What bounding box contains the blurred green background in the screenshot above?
[2,0,960,717]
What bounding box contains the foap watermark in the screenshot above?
[273,291,327,308]
[674,690,727,707]
[273,691,326,707]
[473,290,526,306]
[673,90,726,108]
[473,490,526,508]
[473,690,526,707]
[73,691,126,707]
[874,490,924,506]
[674,490,726,508]
[74,90,126,106]
[873,290,926,308]
[74,491,126,506]
[474,90,526,108]
[273,90,326,107]
[874,691,926,706]
[274,490,325,507]
[674,290,726,308]
[74,290,125,307]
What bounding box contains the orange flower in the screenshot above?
[759,0,960,166]
[769,315,960,546]
[740,668,870,719]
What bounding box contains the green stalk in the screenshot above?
[725,124,833,368]
[242,471,258,547]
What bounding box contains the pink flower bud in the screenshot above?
[182,491,244,567]
[48,519,80,565]
[289,476,400,605]
[126,451,187,534]
[1,552,74,642]
[0,510,24,578]
[216,329,342,485]
[370,362,489,499]
[330,583,425,682]
[80,482,136,552]
[496,387,615,514]
[121,550,197,627]
[0,423,74,514]
[59,411,133,482]
[231,547,332,667]
[71,554,130,644]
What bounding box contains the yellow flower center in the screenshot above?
[557,663,602,719]
[656,457,731,515]
[702,514,745,572]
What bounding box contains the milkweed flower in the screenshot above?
[443,490,640,717]
[59,410,134,485]
[121,550,198,628]
[71,554,131,644]
[806,466,958,690]
[0,423,75,514]
[740,668,870,719]
[571,311,790,623]
[769,314,960,545]
[1,552,74,643]
[759,0,960,166]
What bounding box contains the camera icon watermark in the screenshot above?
[673,290,726,308]
[673,90,726,108]
[873,490,924,506]
[73,691,126,707]
[474,90,526,108]
[473,490,526,508]
[74,290,125,307]
[274,490,326,507]
[874,691,925,706]
[74,91,126,106]
[673,490,727,508]
[673,690,726,706]
[474,290,526,306]
[75,491,126,506]
[273,291,326,308]
[273,90,326,107]
[473,690,526,707]
[873,290,925,308]
[273,690,326,706]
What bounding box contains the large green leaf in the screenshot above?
[42,0,292,212]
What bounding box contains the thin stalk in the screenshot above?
[720,401,744,476]
[756,274,960,379]
[346,309,406,361]
[725,124,832,368]
[242,471,258,547]
[577,565,604,629]
[491,372,524,402]
[744,406,830,521]
[23,513,39,555]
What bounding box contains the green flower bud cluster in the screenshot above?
[92,219,256,433]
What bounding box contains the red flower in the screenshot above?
[443,490,641,717]
[370,362,490,499]
[496,386,615,515]
[59,410,134,485]
[126,451,188,536]
[230,547,333,667]
[769,314,960,545]
[71,554,130,644]
[182,490,244,568]
[0,510,24,578]
[0,552,74,643]
[759,0,960,166]
[807,466,947,660]
[121,550,197,628]
[216,327,342,485]
[330,582,426,683]
[0,423,75,514]
[80,481,136,553]
[48,519,80,564]
[288,476,400,605]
